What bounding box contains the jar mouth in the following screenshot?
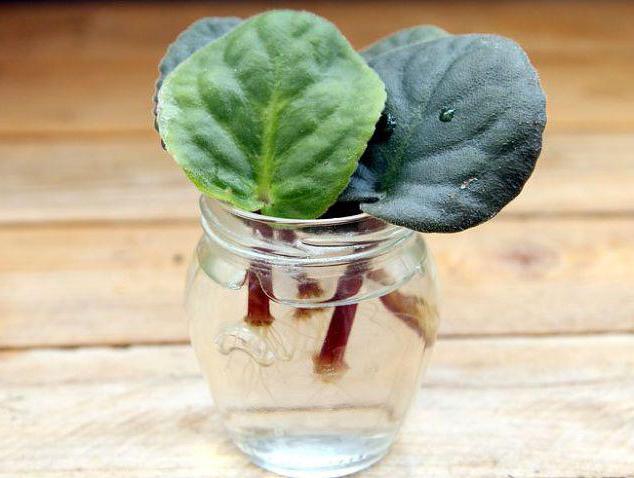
[215,197,371,227]
[199,196,415,266]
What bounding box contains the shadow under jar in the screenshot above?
[186,197,440,478]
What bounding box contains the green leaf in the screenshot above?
[362,25,449,61]
[153,17,241,128]
[342,34,546,232]
[157,10,386,219]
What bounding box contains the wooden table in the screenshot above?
[1,2,633,476]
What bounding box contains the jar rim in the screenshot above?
[213,197,372,226]
[199,196,417,267]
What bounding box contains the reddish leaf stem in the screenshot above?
[313,303,358,376]
[368,270,435,341]
[378,292,423,337]
[311,218,383,376]
[244,269,274,326]
[313,266,364,376]
[244,222,274,327]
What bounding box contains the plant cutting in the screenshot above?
[155,10,545,478]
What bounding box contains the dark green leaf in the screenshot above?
[156,17,241,94]
[153,17,241,128]
[157,10,386,219]
[342,34,546,232]
[362,25,449,62]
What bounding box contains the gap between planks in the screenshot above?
[1,330,633,353]
[1,211,634,232]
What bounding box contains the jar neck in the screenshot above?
[199,196,415,267]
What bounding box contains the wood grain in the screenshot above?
[1,132,632,224]
[1,2,632,476]
[2,2,630,344]
[0,223,197,349]
[1,1,633,134]
[0,135,198,223]
[1,218,632,348]
[1,336,632,477]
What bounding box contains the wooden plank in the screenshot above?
[506,132,634,216]
[1,132,632,224]
[0,135,198,223]
[429,217,634,337]
[0,336,632,477]
[1,1,633,134]
[1,218,632,348]
[3,1,633,62]
[0,223,197,349]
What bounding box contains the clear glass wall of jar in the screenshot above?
[186,197,440,478]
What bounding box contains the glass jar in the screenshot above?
[186,197,440,478]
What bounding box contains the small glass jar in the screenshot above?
[186,197,440,478]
